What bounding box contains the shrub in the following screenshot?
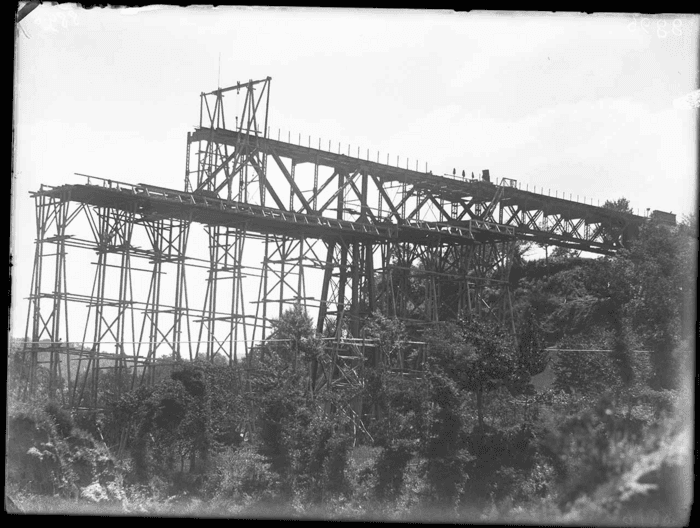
[556,421,691,526]
[374,441,414,501]
[420,373,471,507]
[324,432,353,496]
[552,350,620,394]
[44,402,74,438]
[460,422,550,506]
[540,392,654,509]
[283,406,353,504]
[256,380,354,505]
[207,446,279,501]
[7,401,118,499]
[363,365,431,506]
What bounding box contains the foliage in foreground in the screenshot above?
[7,213,695,521]
[8,386,690,524]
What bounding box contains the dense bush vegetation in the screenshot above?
[6,213,694,522]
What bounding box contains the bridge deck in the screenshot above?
[33,180,515,246]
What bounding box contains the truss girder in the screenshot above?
[188,127,642,254]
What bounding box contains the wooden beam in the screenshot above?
[270,148,314,214]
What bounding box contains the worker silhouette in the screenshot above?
[453,168,456,176]
[462,170,465,179]
[471,172,475,179]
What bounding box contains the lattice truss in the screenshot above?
[20,77,644,406]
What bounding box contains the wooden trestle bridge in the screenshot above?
[18,77,652,410]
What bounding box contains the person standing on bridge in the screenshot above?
[462,170,466,179]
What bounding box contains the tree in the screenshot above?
[551,331,623,395]
[363,311,410,370]
[111,358,246,481]
[371,373,428,500]
[254,306,354,504]
[513,307,549,395]
[426,317,518,428]
[603,197,633,214]
[362,313,431,501]
[260,304,323,376]
[676,213,697,339]
[550,246,578,260]
[421,372,471,505]
[513,241,534,268]
[625,221,688,389]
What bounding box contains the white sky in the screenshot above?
[11,6,700,339]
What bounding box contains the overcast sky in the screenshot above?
[11,6,699,336]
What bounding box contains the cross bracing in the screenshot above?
[19,77,649,408]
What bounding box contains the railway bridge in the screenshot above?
[20,77,656,407]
